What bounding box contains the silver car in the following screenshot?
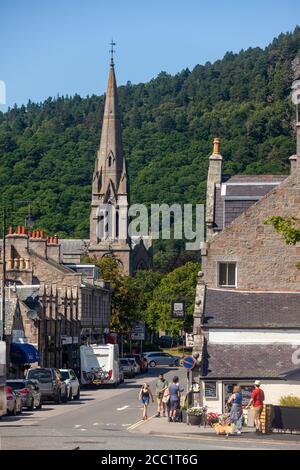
[120,358,135,378]
[6,385,23,416]
[59,369,80,401]
[143,352,180,367]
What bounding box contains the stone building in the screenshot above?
[60,58,152,275]
[0,227,111,371]
[193,114,300,413]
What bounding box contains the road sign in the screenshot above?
[182,355,196,370]
[171,301,185,318]
[131,321,145,341]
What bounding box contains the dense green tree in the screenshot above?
[0,27,299,272]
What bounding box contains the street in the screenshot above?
[1,366,300,450]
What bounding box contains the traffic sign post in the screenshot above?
[182,355,196,426]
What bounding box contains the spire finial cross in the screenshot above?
[109,39,116,65]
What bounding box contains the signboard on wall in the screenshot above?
[185,333,194,347]
[171,301,185,319]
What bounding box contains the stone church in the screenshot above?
[60,57,152,275]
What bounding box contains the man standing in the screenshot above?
[155,373,169,417]
[246,380,265,433]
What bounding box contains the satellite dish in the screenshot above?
[27,310,39,320]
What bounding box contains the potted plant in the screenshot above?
[187,407,204,426]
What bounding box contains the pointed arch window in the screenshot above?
[107,151,114,168]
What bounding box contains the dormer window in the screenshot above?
[218,262,237,287]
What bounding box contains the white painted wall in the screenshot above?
[209,329,300,344]
[201,380,300,415]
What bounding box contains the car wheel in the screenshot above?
[28,399,34,411]
[149,361,156,367]
[68,388,73,401]
[9,404,17,416]
[18,404,23,414]
[55,392,61,404]
[36,399,42,410]
[74,388,80,400]
[62,390,68,403]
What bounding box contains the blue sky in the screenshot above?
[0,0,299,110]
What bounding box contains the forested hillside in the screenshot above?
[0,27,299,240]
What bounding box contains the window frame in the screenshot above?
[217,261,237,288]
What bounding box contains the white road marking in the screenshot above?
[74,425,81,428]
[106,423,117,426]
[117,405,129,411]
[80,428,87,432]
[93,422,99,426]
[122,424,132,427]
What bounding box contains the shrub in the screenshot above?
[187,407,205,416]
[279,395,300,407]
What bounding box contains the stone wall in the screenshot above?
[202,170,300,291]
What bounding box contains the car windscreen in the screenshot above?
[60,371,69,380]
[27,369,52,382]
[120,359,129,365]
[6,381,26,390]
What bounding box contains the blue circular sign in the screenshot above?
[182,356,196,369]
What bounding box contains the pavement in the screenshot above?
[129,409,300,446]
[1,366,300,450]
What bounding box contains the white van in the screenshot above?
[80,344,120,386]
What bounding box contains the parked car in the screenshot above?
[6,379,42,410]
[119,358,135,378]
[124,354,148,373]
[143,352,180,367]
[6,386,22,416]
[26,368,68,404]
[119,364,124,384]
[127,358,141,375]
[59,369,80,401]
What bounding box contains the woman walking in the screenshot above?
[139,383,154,420]
[168,376,181,422]
[227,386,243,434]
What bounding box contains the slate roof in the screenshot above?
[202,288,300,328]
[213,174,288,230]
[59,239,90,255]
[201,343,300,379]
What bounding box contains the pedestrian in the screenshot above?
[162,386,170,418]
[168,376,181,422]
[155,373,169,417]
[246,380,265,433]
[139,383,154,420]
[227,386,243,434]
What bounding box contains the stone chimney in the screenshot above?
[29,230,47,258]
[5,226,29,260]
[205,138,223,241]
[289,154,297,175]
[47,236,61,264]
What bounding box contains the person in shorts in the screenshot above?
[155,373,169,417]
[246,380,265,433]
[139,383,154,421]
[168,376,181,422]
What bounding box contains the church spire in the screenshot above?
[94,42,125,197]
